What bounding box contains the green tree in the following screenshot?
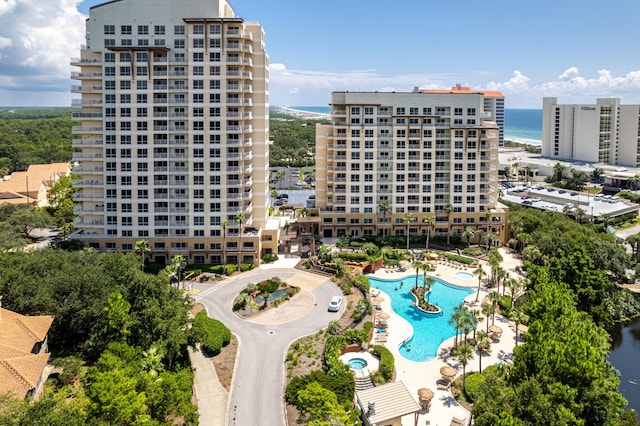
[445,203,453,246]
[403,212,416,250]
[475,331,492,372]
[104,291,131,343]
[474,264,487,303]
[87,369,149,425]
[481,302,495,334]
[422,214,435,251]
[452,343,474,392]
[134,240,150,272]
[463,226,475,247]
[296,382,354,426]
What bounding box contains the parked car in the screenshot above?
[328,296,344,312]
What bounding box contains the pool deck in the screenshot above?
[368,248,522,426]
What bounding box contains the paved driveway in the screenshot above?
[193,269,343,426]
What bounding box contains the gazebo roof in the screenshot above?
[356,381,420,425]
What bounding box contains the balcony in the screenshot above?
[70,57,102,66]
[72,126,103,134]
[71,85,102,94]
[70,71,103,80]
[73,138,103,146]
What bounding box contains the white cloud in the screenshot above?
[0,0,85,100]
[559,67,579,80]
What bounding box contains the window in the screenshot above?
[104,39,115,47]
[104,25,115,34]
[119,66,131,76]
[467,108,476,116]
[193,39,204,48]
[137,39,149,46]
[154,25,165,35]
[193,25,204,34]
[121,39,132,46]
[174,25,185,35]
[138,25,148,35]
[121,25,132,35]
[209,52,220,62]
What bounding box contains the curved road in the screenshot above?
[193,268,343,426]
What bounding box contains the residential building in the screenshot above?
[422,85,505,147]
[542,97,640,167]
[315,91,508,246]
[70,0,275,265]
[0,163,71,207]
[0,305,54,400]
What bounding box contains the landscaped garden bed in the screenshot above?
[232,277,300,318]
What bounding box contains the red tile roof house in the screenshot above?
[0,303,54,401]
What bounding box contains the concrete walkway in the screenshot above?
[188,345,229,426]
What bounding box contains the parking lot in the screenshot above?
[501,182,639,219]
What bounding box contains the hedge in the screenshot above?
[464,373,486,402]
[190,311,231,356]
[442,252,475,265]
[371,345,394,382]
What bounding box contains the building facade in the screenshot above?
[421,85,505,147]
[71,0,276,265]
[542,97,640,167]
[315,91,508,246]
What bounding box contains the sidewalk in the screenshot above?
[188,345,229,426]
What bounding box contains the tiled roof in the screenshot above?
[0,308,54,353]
[0,308,53,399]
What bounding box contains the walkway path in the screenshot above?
[191,261,342,426]
[188,345,229,426]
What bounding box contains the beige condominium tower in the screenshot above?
[314,90,509,246]
[70,0,275,266]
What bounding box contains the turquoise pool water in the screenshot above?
[348,357,368,370]
[369,275,475,362]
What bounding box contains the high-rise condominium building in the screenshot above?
[421,86,505,147]
[542,97,640,167]
[70,0,275,265]
[314,91,509,246]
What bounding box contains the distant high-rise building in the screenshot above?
[70,0,276,265]
[421,85,505,147]
[542,97,640,167]
[314,91,508,246]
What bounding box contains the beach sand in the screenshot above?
[272,106,330,120]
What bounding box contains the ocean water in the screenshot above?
[287,106,543,146]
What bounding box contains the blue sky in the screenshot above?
[1,0,639,107]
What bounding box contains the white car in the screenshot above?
[328,296,344,312]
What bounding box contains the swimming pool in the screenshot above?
[369,275,475,362]
[348,357,368,370]
[454,271,474,280]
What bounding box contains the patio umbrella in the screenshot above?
[489,325,503,334]
[418,388,434,400]
[440,365,457,379]
[378,312,390,320]
[373,296,385,304]
[429,253,439,259]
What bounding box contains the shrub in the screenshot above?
[338,252,369,262]
[371,345,394,382]
[285,369,354,407]
[262,253,279,263]
[463,246,484,257]
[190,311,231,356]
[442,252,475,265]
[464,373,486,402]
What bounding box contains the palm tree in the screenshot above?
[221,220,228,275]
[378,200,392,236]
[134,239,150,272]
[503,166,511,182]
[449,304,469,347]
[523,166,532,184]
[235,213,245,270]
[475,332,491,373]
[473,265,486,302]
[445,203,453,246]
[452,343,474,392]
[487,291,501,325]
[403,212,416,250]
[422,214,435,251]
[463,226,475,247]
[507,278,525,308]
[575,207,586,224]
[488,248,503,287]
[469,309,481,340]
[270,189,279,206]
[275,170,286,189]
[298,207,309,217]
[485,210,493,233]
[511,308,529,346]
[412,260,422,290]
[553,162,565,182]
[476,229,487,250]
[141,345,165,378]
[423,272,435,304]
[170,255,186,289]
[481,303,495,334]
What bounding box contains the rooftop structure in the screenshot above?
[356,381,421,426]
[421,85,504,147]
[0,163,70,207]
[70,0,276,265]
